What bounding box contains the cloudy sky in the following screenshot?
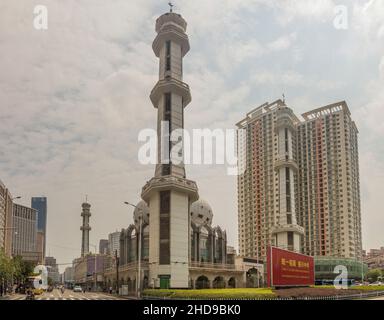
[0,0,383,271]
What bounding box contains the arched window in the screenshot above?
[130,229,137,262]
[142,225,149,260]
[214,229,222,263]
[199,226,209,263]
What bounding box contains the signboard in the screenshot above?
[121,285,129,296]
[267,246,314,287]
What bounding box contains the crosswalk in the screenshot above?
[8,293,121,301]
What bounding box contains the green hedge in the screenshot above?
[350,286,384,291]
[143,288,276,300]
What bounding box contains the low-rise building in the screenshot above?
[73,254,112,291]
[363,247,384,270]
[45,256,60,284]
[63,266,75,287]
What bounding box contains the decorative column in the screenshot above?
[272,102,304,252]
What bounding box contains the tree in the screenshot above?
[0,250,12,281]
[366,269,382,283]
[11,256,34,284]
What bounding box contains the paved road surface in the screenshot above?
[7,289,126,300]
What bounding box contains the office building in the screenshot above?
[31,197,47,259]
[108,232,120,257]
[99,239,109,255]
[12,203,40,263]
[0,179,13,256]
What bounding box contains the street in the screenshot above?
[6,289,128,300]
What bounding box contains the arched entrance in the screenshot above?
[195,276,210,289]
[143,276,148,289]
[246,268,260,288]
[127,278,132,293]
[228,277,236,288]
[212,276,225,289]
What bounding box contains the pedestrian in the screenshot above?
[109,286,112,294]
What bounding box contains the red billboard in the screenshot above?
[267,246,315,287]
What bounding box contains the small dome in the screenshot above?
[133,200,149,226]
[190,199,213,227]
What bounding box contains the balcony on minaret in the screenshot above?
[274,157,298,172]
[150,78,191,108]
[153,13,189,58]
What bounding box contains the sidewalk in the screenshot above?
[103,292,138,300]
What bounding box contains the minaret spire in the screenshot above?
[142,10,198,289]
[80,201,91,257]
[168,2,174,12]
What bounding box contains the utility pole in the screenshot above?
[137,213,142,299]
[115,249,119,294]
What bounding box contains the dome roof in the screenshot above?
[190,199,213,227]
[133,200,149,226]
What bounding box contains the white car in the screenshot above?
[73,286,83,292]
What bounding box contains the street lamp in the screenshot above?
[124,201,143,299]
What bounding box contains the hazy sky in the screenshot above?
[1,0,383,272]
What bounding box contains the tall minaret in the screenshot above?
[80,202,91,257]
[141,7,199,289]
[272,101,304,252]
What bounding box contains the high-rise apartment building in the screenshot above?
[237,100,362,261]
[296,101,362,259]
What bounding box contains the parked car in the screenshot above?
[73,286,83,292]
[369,282,383,286]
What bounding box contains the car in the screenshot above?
[368,282,383,286]
[73,286,83,292]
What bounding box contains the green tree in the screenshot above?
[0,250,12,281]
[367,269,382,283]
[11,256,34,284]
